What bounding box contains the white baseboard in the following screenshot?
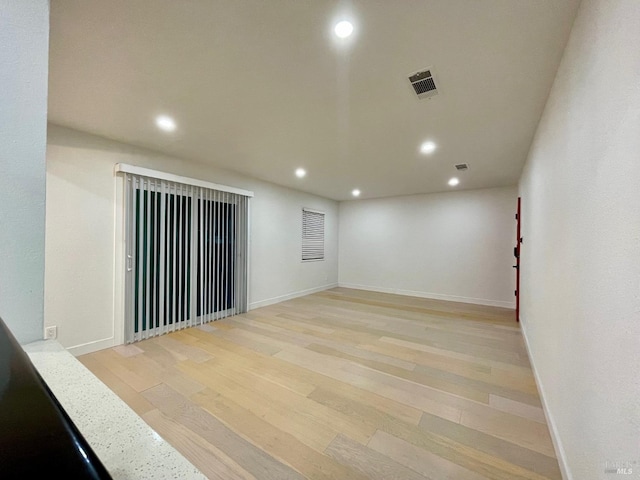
[519,315,571,480]
[249,283,338,310]
[66,336,116,357]
[338,283,516,309]
[66,284,338,354]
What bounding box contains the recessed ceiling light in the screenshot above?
[295,168,306,178]
[420,141,437,155]
[334,20,354,38]
[352,189,361,197]
[155,115,176,132]
[448,177,460,187]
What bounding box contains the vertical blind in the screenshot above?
[124,172,250,343]
[302,209,325,261]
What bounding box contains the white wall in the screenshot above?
[518,1,640,478]
[0,0,49,343]
[45,125,338,354]
[339,187,517,308]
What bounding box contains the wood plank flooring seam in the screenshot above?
[78,288,559,480]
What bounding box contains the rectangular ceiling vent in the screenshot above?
[408,68,438,100]
[455,163,469,171]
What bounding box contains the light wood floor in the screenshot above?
[79,288,560,480]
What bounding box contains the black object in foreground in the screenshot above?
[0,316,112,479]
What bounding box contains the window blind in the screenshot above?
[123,172,250,343]
[302,209,325,261]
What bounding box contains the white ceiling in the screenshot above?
[48,0,581,200]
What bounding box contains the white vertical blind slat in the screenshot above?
[144,179,152,340]
[160,182,167,335]
[136,178,143,342]
[191,185,198,328]
[234,195,238,315]
[124,174,134,343]
[198,186,204,323]
[210,189,215,320]
[170,183,177,333]
[215,189,220,321]
[153,178,159,337]
[177,185,183,331]
[181,185,188,328]
[242,197,248,312]
[223,192,228,316]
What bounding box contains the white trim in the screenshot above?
[302,207,325,215]
[115,163,254,198]
[519,315,571,480]
[113,171,126,347]
[66,336,116,357]
[338,283,516,309]
[246,198,251,312]
[249,283,338,310]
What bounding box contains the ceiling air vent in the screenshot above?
[408,68,438,100]
[455,163,469,171]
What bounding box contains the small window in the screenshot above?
[302,209,325,261]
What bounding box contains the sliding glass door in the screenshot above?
[124,174,249,343]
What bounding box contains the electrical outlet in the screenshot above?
[45,326,57,340]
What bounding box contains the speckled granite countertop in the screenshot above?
[23,340,206,480]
